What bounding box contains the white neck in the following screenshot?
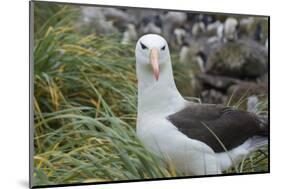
[136,59,186,116]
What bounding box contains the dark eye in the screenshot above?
[140,42,148,50]
[161,45,166,51]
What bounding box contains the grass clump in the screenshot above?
[33,5,177,186]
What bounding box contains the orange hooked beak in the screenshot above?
[150,48,160,81]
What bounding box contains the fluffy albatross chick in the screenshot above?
[135,34,268,175]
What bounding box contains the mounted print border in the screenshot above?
[29,0,270,188]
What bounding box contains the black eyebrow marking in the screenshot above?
[140,42,148,50]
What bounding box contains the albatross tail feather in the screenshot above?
[246,136,268,152]
[246,114,268,151]
[257,115,269,136]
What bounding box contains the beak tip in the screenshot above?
[155,74,159,81]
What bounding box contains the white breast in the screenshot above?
[137,112,223,175]
[137,84,223,175]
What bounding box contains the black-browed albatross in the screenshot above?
[135,34,268,175]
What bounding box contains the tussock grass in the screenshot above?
[33,3,268,186]
[33,6,178,186]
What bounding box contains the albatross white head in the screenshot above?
[135,34,175,89]
[135,34,185,115]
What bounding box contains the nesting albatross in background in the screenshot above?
[135,34,268,175]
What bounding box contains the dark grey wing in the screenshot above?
[167,104,268,153]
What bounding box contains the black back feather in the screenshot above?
[167,104,268,152]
